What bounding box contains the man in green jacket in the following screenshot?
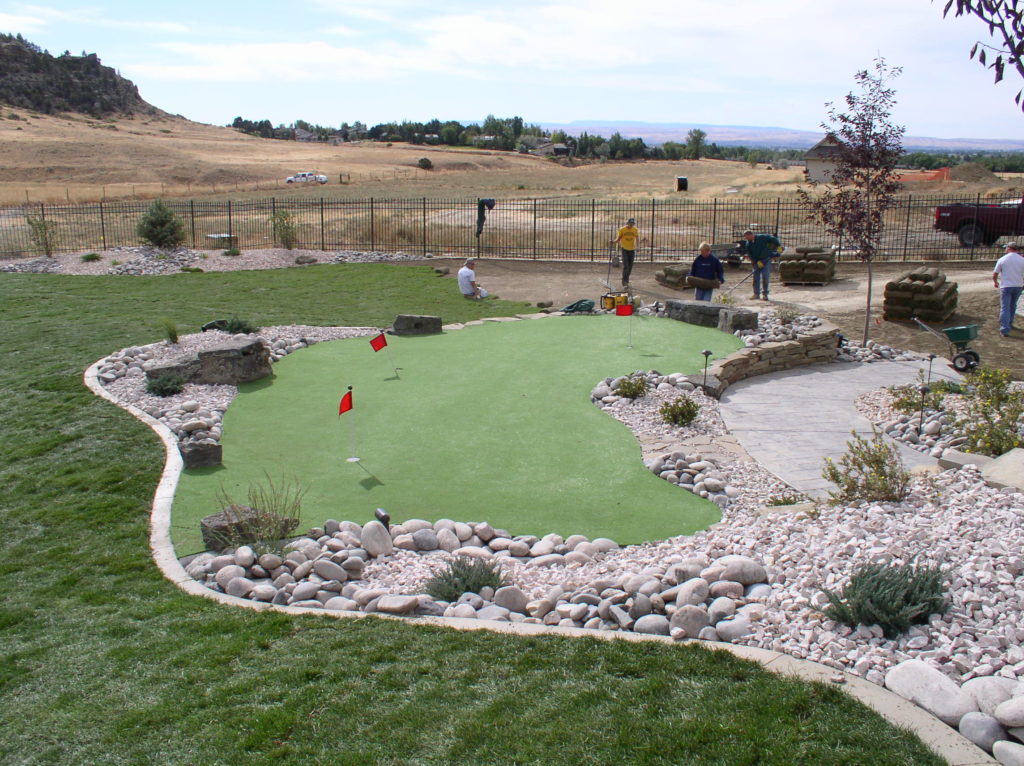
[742,229,782,300]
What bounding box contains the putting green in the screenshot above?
[173,315,743,554]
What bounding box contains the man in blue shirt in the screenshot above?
[688,242,725,301]
[742,229,782,300]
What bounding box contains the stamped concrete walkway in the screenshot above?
[719,358,963,498]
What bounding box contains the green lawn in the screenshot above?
[174,315,739,554]
[0,264,943,765]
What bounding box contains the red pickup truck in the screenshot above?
[934,198,1024,247]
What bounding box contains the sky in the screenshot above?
[1,0,1022,141]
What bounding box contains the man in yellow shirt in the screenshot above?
[611,217,641,288]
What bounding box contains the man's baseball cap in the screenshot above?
[626,217,636,224]
[1006,242,1018,249]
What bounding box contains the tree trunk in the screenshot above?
[862,258,874,346]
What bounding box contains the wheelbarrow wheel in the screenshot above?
[953,352,978,372]
[965,349,980,367]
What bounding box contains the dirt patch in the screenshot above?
[430,257,1024,380]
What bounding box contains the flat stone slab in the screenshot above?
[981,448,1024,492]
[392,314,442,335]
[146,337,272,385]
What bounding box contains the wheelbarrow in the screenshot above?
[912,318,980,372]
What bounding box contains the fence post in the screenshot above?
[711,198,718,242]
[590,199,596,262]
[902,195,912,261]
[321,197,326,251]
[189,200,196,248]
[370,198,376,250]
[774,197,781,235]
[970,193,980,260]
[100,201,106,249]
[227,200,233,239]
[648,198,656,260]
[532,198,537,260]
[422,197,427,257]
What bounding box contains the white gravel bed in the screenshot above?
[1,246,429,275]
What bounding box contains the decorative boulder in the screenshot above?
[392,315,442,336]
[179,441,222,468]
[145,338,272,386]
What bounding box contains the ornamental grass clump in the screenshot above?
[953,367,1024,457]
[822,561,947,639]
[822,427,910,504]
[212,474,304,554]
[424,557,506,602]
[660,394,700,426]
[614,373,648,400]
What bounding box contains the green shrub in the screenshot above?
[80,252,101,262]
[822,561,946,639]
[146,374,185,397]
[270,210,298,250]
[418,157,433,170]
[160,317,179,344]
[660,394,700,425]
[222,247,241,257]
[822,427,910,504]
[26,215,59,256]
[888,373,962,414]
[424,557,506,602]
[954,367,1024,457]
[224,316,258,335]
[774,306,800,324]
[180,266,204,273]
[713,293,736,306]
[212,474,304,554]
[766,492,808,506]
[137,200,185,249]
[614,373,648,400]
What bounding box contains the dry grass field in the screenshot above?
[5,109,1015,205]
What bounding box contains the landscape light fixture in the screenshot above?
[918,385,931,437]
[702,349,713,387]
[927,353,937,385]
[375,508,391,531]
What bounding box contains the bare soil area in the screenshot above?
[430,257,1024,380]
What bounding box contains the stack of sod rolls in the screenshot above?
[883,267,959,322]
[778,246,837,285]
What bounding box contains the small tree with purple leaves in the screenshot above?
[798,57,905,346]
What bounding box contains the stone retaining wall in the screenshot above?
[671,307,839,398]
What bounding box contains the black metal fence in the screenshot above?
[1,193,1019,262]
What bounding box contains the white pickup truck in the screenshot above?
[286,171,328,184]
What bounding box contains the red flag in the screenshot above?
[338,387,353,415]
[370,332,388,352]
[615,303,634,316]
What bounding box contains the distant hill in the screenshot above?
[540,120,1024,153]
[0,33,159,118]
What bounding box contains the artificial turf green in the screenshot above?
[0,266,944,765]
[173,315,741,553]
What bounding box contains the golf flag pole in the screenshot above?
[370,331,399,378]
[338,386,359,462]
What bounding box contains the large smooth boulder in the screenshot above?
[145,338,272,385]
[884,660,978,726]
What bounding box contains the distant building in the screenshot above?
[803,135,843,183]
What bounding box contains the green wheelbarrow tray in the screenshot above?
[912,318,980,372]
[941,324,978,348]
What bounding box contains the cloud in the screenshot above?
[17,4,188,33]
[0,12,46,33]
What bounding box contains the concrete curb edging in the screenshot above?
[83,327,995,766]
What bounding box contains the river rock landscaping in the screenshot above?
[93,303,1024,762]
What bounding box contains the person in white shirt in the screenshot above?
[993,242,1024,337]
[457,258,488,299]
